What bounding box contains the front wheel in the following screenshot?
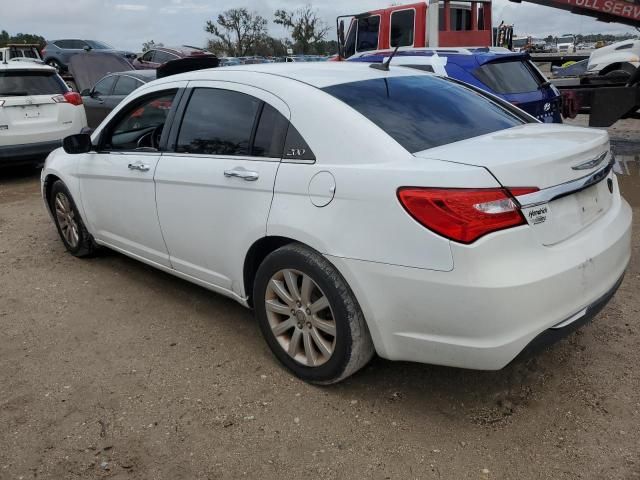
[254,244,375,384]
[49,180,96,257]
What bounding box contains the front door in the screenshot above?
[77,87,182,266]
[154,82,291,295]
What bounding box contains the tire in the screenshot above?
[46,59,64,73]
[49,180,96,257]
[253,243,375,384]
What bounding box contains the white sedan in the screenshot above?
[41,63,632,384]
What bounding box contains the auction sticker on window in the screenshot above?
[523,204,550,225]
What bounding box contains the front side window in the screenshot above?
[176,88,260,156]
[473,61,543,94]
[113,76,142,96]
[104,91,176,151]
[390,10,415,47]
[0,71,67,96]
[141,50,155,62]
[356,16,380,52]
[153,51,178,64]
[323,76,525,153]
[93,76,117,96]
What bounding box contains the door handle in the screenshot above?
[224,168,259,181]
[128,162,150,172]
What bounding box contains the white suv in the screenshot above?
[0,62,87,167]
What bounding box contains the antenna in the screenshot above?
[370,45,400,72]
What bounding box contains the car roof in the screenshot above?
[0,62,56,72]
[166,62,429,89]
[352,48,528,66]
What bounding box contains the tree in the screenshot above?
[205,8,268,57]
[142,40,163,52]
[0,31,46,48]
[274,5,329,55]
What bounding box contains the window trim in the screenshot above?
[96,88,182,154]
[355,14,381,53]
[389,8,416,49]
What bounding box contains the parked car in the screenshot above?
[133,46,215,70]
[0,62,86,167]
[42,40,136,72]
[0,44,43,63]
[81,70,156,128]
[584,39,640,81]
[42,63,631,384]
[219,57,242,67]
[349,48,563,123]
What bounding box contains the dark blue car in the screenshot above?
[348,48,563,124]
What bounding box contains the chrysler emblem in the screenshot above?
[572,152,608,170]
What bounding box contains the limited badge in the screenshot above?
[525,204,549,225]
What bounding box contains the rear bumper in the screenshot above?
[0,140,61,165]
[327,185,632,370]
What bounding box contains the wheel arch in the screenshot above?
[600,62,636,76]
[243,235,300,307]
[42,173,62,215]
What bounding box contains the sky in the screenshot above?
[2,0,638,52]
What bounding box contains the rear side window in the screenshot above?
[323,76,524,153]
[391,10,415,47]
[357,16,380,52]
[0,71,67,96]
[473,60,542,94]
[113,76,142,96]
[153,51,178,64]
[176,88,261,156]
[252,104,289,158]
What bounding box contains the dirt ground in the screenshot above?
[1,127,640,479]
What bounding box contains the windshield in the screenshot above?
[85,40,114,50]
[473,60,543,94]
[0,71,67,96]
[323,76,524,153]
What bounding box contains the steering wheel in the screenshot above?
[135,124,164,150]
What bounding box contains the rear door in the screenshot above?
[0,68,75,146]
[155,82,289,294]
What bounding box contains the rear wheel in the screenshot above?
[254,244,375,384]
[49,180,95,257]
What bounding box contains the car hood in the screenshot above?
[68,52,135,93]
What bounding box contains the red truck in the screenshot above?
[337,0,493,59]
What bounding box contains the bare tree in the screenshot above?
[205,8,268,57]
[274,5,330,55]
[142,40,163,52]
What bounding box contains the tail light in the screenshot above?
[52,92,83,106]
[397,187,538,244]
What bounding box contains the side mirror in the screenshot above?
[80,88,91,96]
[83,45,91,52]
[63,133,92,154]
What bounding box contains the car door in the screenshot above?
[154,82,290,295]
[77,82,187,266]
[83,74,117,129]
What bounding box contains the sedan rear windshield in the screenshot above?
[323,75,524,153]
[473,60,543,94]
[0,71,67,96]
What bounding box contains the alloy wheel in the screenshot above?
[54,192,79,248]
[265,269,337,367]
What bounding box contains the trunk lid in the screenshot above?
[414,124,614,245]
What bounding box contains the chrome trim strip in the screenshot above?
[516,155,615,208]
